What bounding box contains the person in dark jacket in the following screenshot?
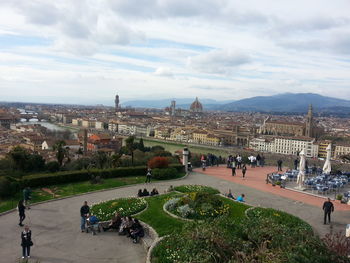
[323,198,334,224]
[277,160,283,171]
[142,189,149,196]
[231,166,236,176]
[150,188,159,196]
[18,200,26,227]
[80,201,90,232]
[294,159,298,170]
[130,219,144,243]
[242,164,247,179]
[23,187,32,209]
[137,189,143,197]
[21,225,33,259]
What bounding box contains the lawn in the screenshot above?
[136,192,187,236]
[0,173,185,213]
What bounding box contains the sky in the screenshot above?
[0,0,350,105]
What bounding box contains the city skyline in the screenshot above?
[1,0,350,104]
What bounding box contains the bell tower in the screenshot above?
[115,94,120,112]
[305,104,313,137]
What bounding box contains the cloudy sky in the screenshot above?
[1,0,350,105]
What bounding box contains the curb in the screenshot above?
[162,201,195,222]
[146,235,167,263]
[0,173,189,217]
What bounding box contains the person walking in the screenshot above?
[323,198,334,224]
[231,165,236,176]
[21,225,33,259]
[277,159,283,171]
[18,200,26,227]
[145,168,152,183]
[23,187,32,209]
[294,159,298,170]
[242,164,247,179]
[80,201,90,232]
[256,154,261,167]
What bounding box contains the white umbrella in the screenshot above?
[322,144,332,174]
[296,149,306,189]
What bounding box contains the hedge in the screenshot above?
[21,164,184,188]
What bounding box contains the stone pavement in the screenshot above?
[1,167,349,262]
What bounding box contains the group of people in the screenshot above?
[80,201,144,243]
[103,213,145,243]
[137,188,159,197]
[225,189,246,202]
[248,154,265,168]
[16,187,33,259]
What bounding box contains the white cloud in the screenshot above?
[188,49,251,75]
[154,67,174,77]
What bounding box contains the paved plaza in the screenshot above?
[1,166,349,262]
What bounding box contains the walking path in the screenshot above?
[1,167,349,262]
[195,166,350,211]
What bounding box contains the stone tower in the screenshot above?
[305,104,313,137]
[171,100,176,116]
[115,94,120,111]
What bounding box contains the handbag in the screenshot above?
[29,240,34,246]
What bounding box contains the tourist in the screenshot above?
[23,187,32,209]
[261,154,265,167]
[130,219,144,243]
[231,165,236,176]
[277,159,283,171]
[80,201,90,232]
[226,189,235,199]
[256,154,261,167]
[323,198,334,225]
[119,216,128,235]
[124,216,134,236]
[87,213,100,235]
[236,155,242,169]
[242,164,247,179]
[21,225,33,259]
[103,212,122,232]
[294,159,298,170]
[150,188,159,196]
[18,200,26,227]
[137,189,143,197]
[237,194,245,202]
[145,168,152,183]
[142,188,149,196]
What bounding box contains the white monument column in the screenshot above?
[296,149,306,190]
[182,147,189,173]
[323,144,332,174]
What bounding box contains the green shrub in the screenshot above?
[152,167,177,180]
[45,161,60,173]
[0,176,20,197]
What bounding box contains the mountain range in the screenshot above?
[124,93,350,115]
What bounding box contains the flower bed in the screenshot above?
[174,185,220,194]
[246,207,313,233]
[164,191,229,220]
[152,212,347,263]
[91,197,147,221]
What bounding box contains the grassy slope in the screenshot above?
[0,173,185,213]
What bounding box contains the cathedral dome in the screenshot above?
[190,97,203,112]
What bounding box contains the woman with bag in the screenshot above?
[21,225,33,259]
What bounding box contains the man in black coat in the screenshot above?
[21,225,33,259]
[323,198,334,224]
[80,201,90,232]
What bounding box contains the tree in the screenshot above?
[111,154,121,168]
[93,151,108,169]
[138,138,145,152]
[53,141,67,167]
[7,146,30,171]
[125,136,136,165]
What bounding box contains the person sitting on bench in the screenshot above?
[103,212,122,232]
[150,188,159,196]
[130,219,144,243]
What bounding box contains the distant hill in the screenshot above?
[213,93,350,113]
